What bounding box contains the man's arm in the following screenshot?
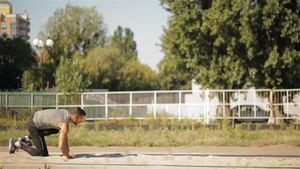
[57,122,73,158]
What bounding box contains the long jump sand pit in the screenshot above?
[1,146,300,169]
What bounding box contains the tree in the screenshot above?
[84,25,160,91]
[198,0,249,89]
[238,0,300,124]
[21,69,40,91]
[159,0,213,90]
[0,35,36,90]
[239,0,300,89]
[118,60,161,91]
[158,54,192,90]
[84,46,124,90]
[160,0,300,123]
[55,55,91,94]
[85,45,160,91]
[39,3,107,87]
[160,0,300,90]
[110,26,138,61]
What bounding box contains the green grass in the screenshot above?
[0,118,29,127]
[0,113,209,126]
[1,121,300,147]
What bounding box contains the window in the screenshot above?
[1,22,6,29]
[10,22,19,38]
[20,22,26,29]
[20,30,26,36]
[1,22,7,35]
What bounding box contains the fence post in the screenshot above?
[31,93,33,112]
[254,90,256,117]
[56,93,58,109]
[205,89,210,124]
[223,90,225,118]
[81,93,84,109]
[268,89,274,124]
[129,92,132,118]
[178,91,181,122]
[5,93,7,114]
[105,92,108,120]
[286,90,289,118]
[154,91,157,119]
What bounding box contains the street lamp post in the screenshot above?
[33,39,53,91]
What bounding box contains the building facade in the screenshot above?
[0,0,30,41]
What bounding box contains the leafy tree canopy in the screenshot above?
[84,46,124,90]
[118,59,161,91]
[38,3,107,87]
[160,0,300,89]
[110,26,138,61]
[0,35,36,90]
[55,55,91,94]
[43,3,107,59]
[84,25,160,91]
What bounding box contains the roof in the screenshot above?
[0,0,12,6]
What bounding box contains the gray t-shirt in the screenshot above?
[32,109,70,129]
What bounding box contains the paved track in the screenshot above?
[1,146,300,169]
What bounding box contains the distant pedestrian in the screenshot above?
[9,107,86,159]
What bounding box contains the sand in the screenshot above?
[1,145,300,169]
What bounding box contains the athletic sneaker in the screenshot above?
[19,136,33,146]
[9,138,19,154]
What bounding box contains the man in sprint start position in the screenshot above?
[9,107,86,159]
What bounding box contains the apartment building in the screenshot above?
[0,0,30,41]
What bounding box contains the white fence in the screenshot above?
[1,89,300,123]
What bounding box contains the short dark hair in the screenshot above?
[70,107,86,117]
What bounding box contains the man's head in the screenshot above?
[70,107,86,125]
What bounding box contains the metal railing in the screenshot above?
[1,89,299,123]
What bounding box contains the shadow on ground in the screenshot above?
[74,153,137,158]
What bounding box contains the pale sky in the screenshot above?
[10,0,170,71]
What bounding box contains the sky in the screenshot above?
[9,0,170,71]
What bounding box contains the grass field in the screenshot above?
[1,118,300,147]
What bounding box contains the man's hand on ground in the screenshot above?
[60,152,74,159]
[69,152,75,158]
